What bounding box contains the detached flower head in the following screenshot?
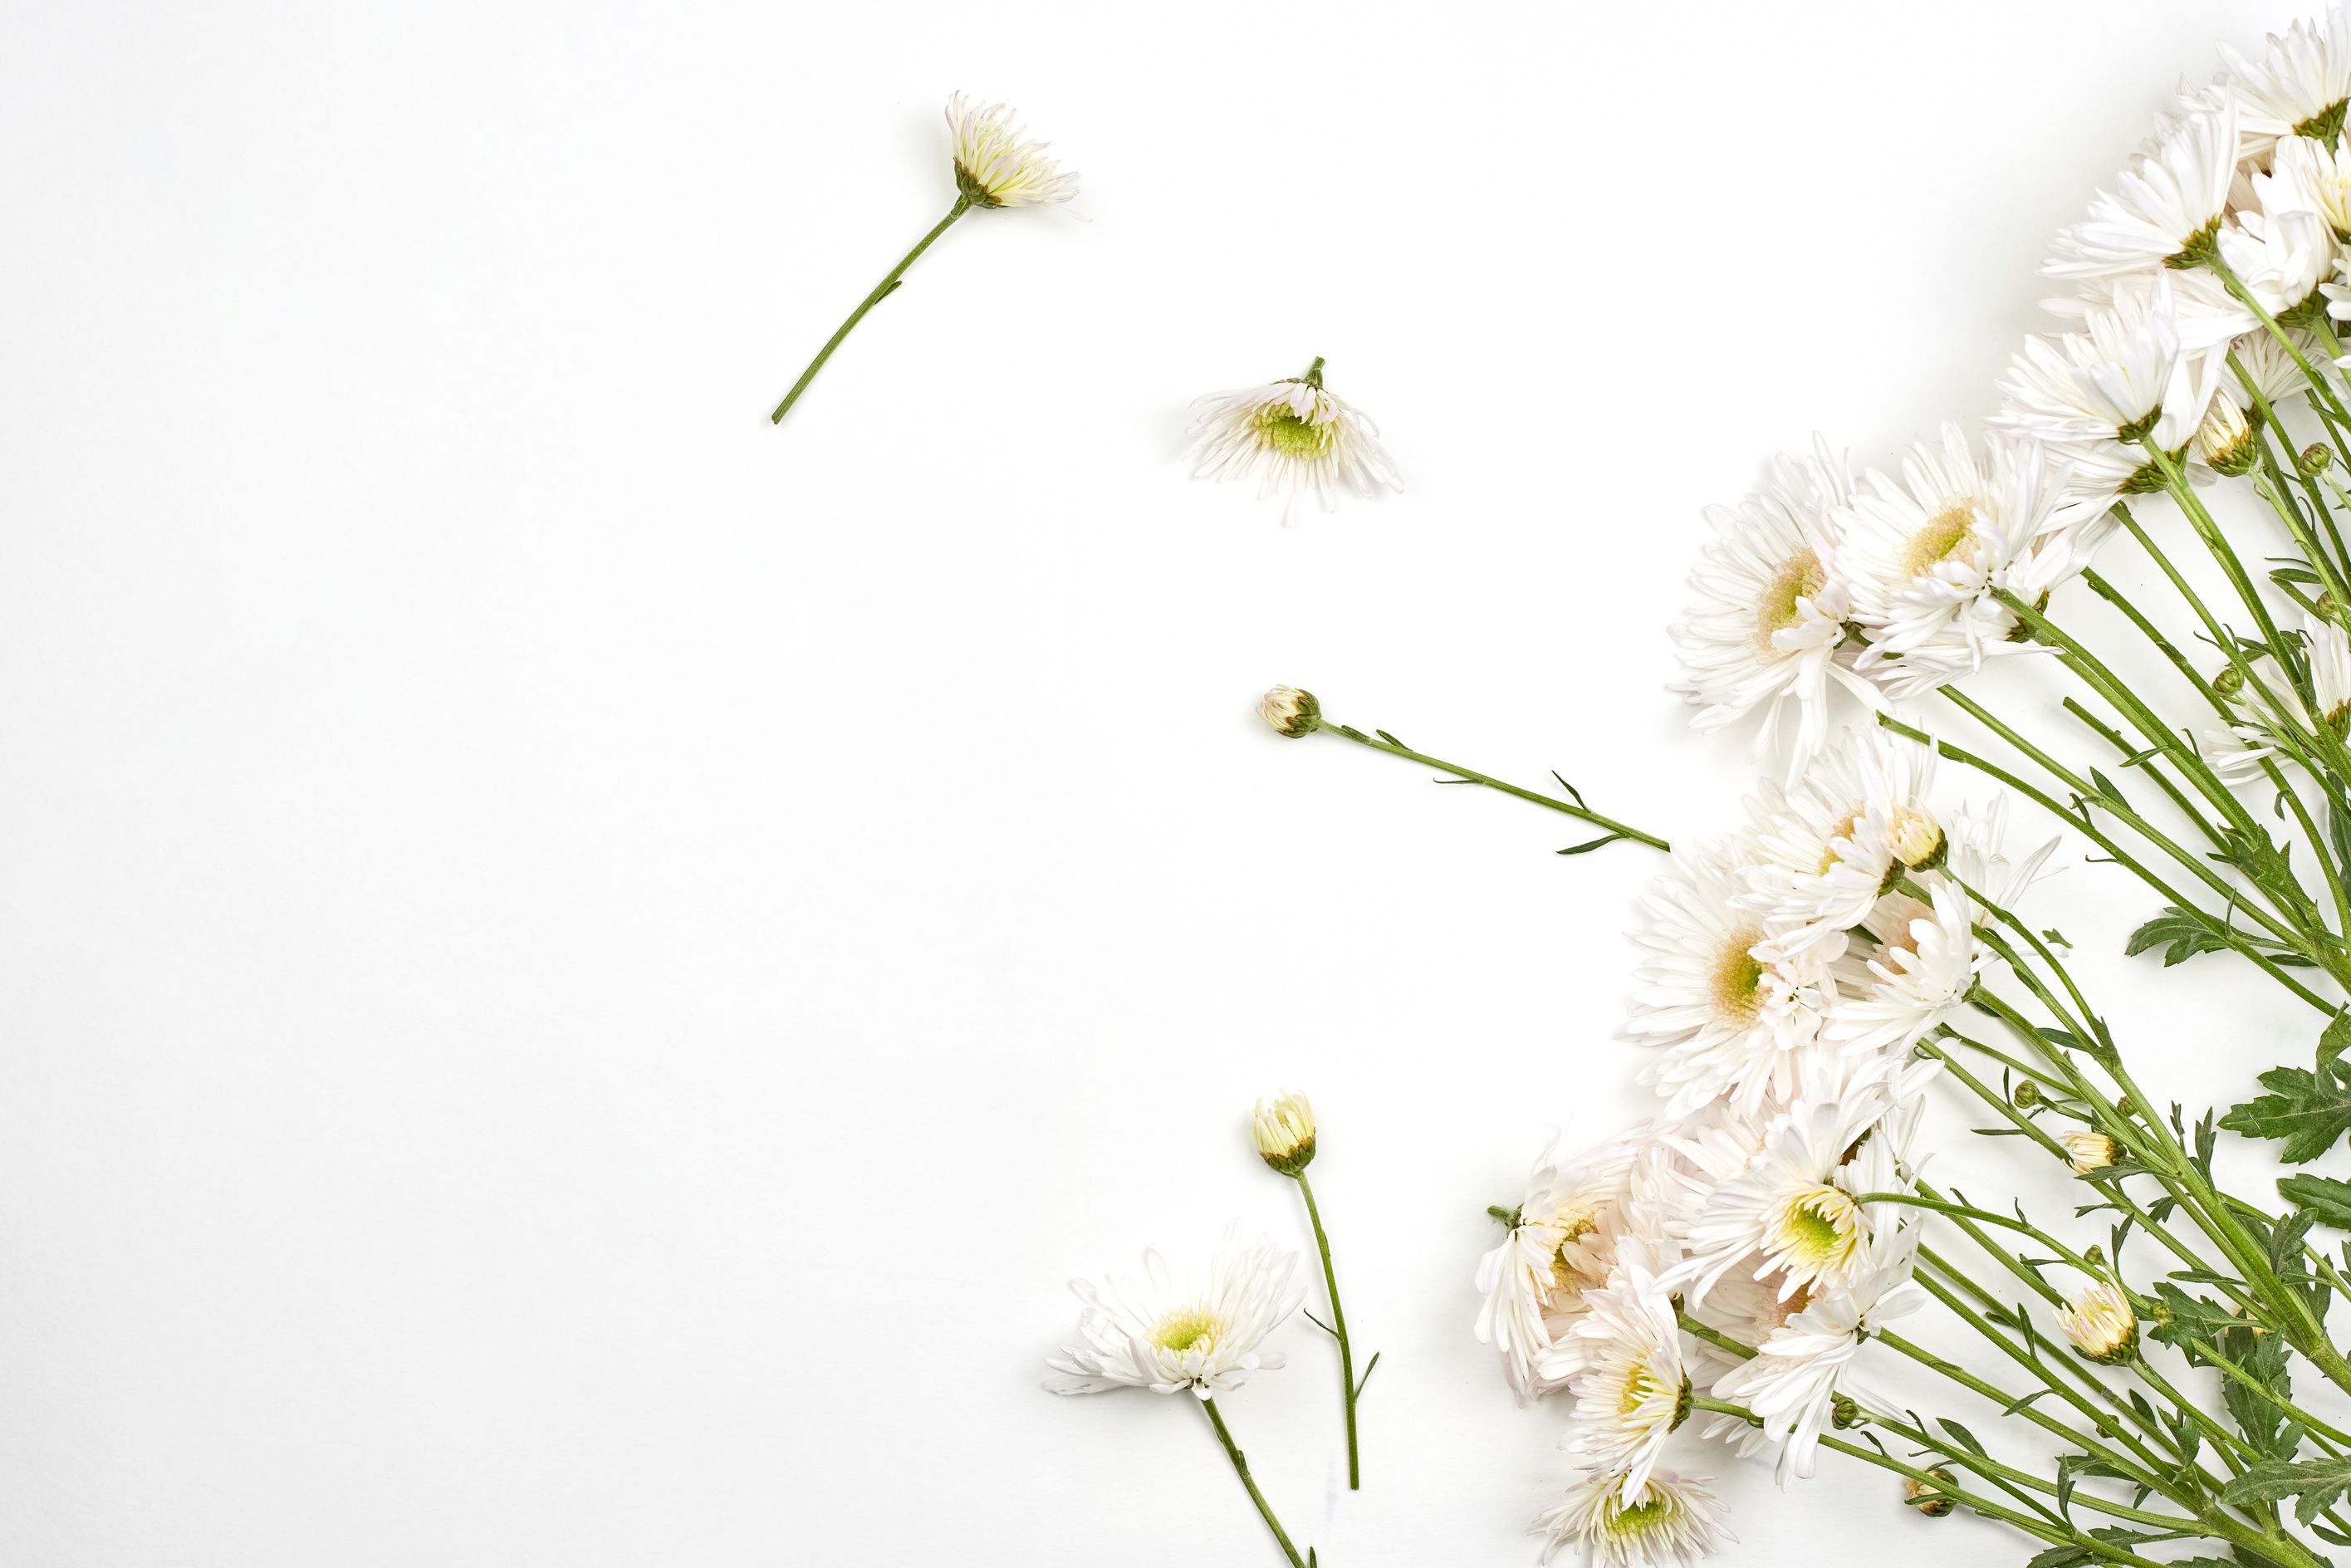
[2056,1281,2139,1365]
[1188,360,1402,526]
[945,93,1080,208]
[1251,1089,1315,1175]
[1044,1223,1305,1398]
[1534,1469,1734,1568]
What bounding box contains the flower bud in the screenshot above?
[1906,1468,1957,1517]
[1251,1089,1316,1176]
[2214,664,2246,698]
[1831,1393,1866,1429]
[2061,1130,2117,1173]
[2302,443,2334,476]
[1257,686,1322,738]
[1889,806,1946,871]
[2057,1281,2139,1365]
[2195,397,2258,477]
[2011,1080,2042,1109]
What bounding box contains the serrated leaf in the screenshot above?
[2222,1064,2351,1163]
[2282,1174,2351,1228]
[2148,1283,2237,1362]
[2221,1455,2351,1525]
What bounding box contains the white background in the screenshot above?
[1,2,2343,1563]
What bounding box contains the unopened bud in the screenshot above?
[2012,1080,2042,1109]
[2061,1130,2118,1173]
[2302,443,2334,476]
[1256,685,1322,738]
[2057,1281,2139,1365]
[1251,1088,1316,1176]
[1906,1468,1958,1517]
[2194,397,2257,477]
[1831,1393,1866,1429]
[1890,806,1946,871]
[2214,664,2246,698]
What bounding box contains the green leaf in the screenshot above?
[2089,768,2131,807]
[2282,1174,2351,1228]
[2148,1283,2238,1362]
[1938,1417,1986,1455]
[2218,1316,2293,1457]
[1556,833,1629,856]
[2125,905,2317,968]
[2221,1455,2351,1525]
[2221,1063,2351,1163]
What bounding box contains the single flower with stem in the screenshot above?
[1251,1089,1375,1491]
[770,93,1078,424]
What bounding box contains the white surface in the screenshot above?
[0,2,2336,1563]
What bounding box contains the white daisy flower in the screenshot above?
[2220,9,2351,159]
[1707,1227,1926,1487]
[1671,1081,1895,1307]
[1534,1468,1735,1568]
[1476,1128,1652,1402]
[945,93,1080,208]
[1043,1223,1304,1399]
[1736,728,1939,957]
[1835,426,2066,695]
[1993,292,2207,451]
[1550,1261,1690,1493]
[2235,321,2320,404]
[1621,835,1840,1120]
[2218,148,2334,318]
[2198,611,2351,778]
[1668,442,1875,784]
[2045,101,2237,277]
[1825,881,1985,1057]
[1188,359,1401,526]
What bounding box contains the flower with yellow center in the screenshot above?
[1555,1262,1690,1494]
[1045,1223,1305,1398]
[1669,439,1873,786]
[1477,1129,1651,1402]
[2056,1281,2138,1365]
[1188,360,1402,527]
[1534,1468,1735,1568]
[1673,1083,1896,1307]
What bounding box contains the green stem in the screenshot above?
[771,196,972,424]
[1200,1397,1311,1568]
[1314,721,1668,850]
[1293,1171,1360,1490]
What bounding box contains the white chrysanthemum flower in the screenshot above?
[2234,323,2319,404]
[1736,729,1937,956]
[1551,1262,1689,1493]
[2218,148,2334,318]
[1621,836,1840,1120]
[1668,443,1875,784]
[1826,882,1984,1058]
[1836,427,2067,694]
[1476,1129,1651,1401]
[1535,1469,1734,1568]
[2198,611,2351,778]
[1044,1223,1304,1399]
[2045,102,2237,277]
[1994,295,2201,449]
[1672,1084,1893,1306]
[2277,135,2351,243]
[2055,1281,2139,1364]
[1708,1228,1926,1487]
[2220,9,2351,159]
[944,93,1080,208]
[1188,360,1400,527]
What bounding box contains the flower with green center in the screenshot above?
[1550,1262,1691,1495]
[1622,835,1835,1120]
[1045,1223,1304,1399]
[1533,1468,1734,1568]
[1188,359,1401,527]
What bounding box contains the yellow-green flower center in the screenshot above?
[1815,809,1864,875]
[1152,1307,1222,1353]
[1902,504,1980,579]
[1257,409,1335,458]
[1606,1497,1677,1538]
[1709,927,1768,1027]
[1771,1184,1864,1271]
[1755,549,1824,645]
[1619,1363,1666,1417]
